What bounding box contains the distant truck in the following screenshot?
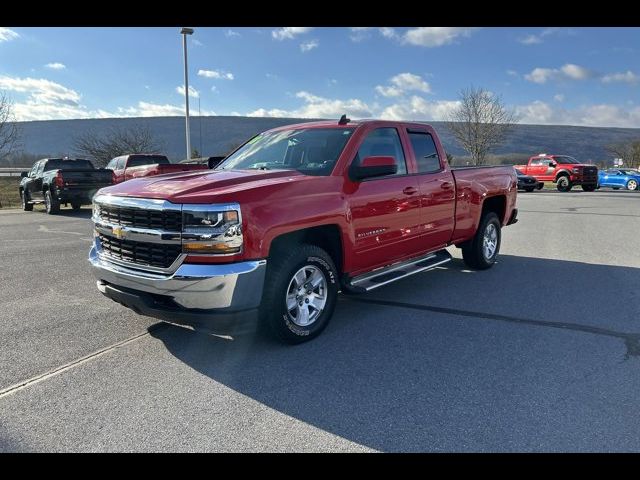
[514,154,598,192]
[19,158,113,214]
[106,154,207,184]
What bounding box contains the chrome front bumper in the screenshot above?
[89,242,267,311]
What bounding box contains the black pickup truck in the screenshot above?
[19,158,113,214]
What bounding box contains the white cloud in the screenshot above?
[375,72,431,97]
[506,70,519,77]
[518,34,542,45]
[45,62,66,70]
[525,64,593,84]
[375,85,403,97]
[248,91,373,119]
[381,96,461,121]
[403,27,476,47]
[601,70,639,85]
[265,73,278,80]
[0,75,81,106]
[197,69,234,80]
[176,85,199,98]
[554,94,565,102]
[379,27,398,39]
[560,63,592,80]
[349,27,372,42]
[271,27,313,40]
[225,29,240,38]
[211,85,218,93]
[327,78,338,86]
[515,100,640,128]
[192,39,203,47]
[300,39,319,52]
[117,101,216,118]
[0,27,19,42]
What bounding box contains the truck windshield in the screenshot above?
[217,127,355,176]
[44,160,94,171]
[553,156,580,164]
[129,156,170,167]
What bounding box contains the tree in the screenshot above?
[73,123,164,167]
[446,87,517,166]
[606,140,640,168]
[0,92,20,160]
[445,152,455,166]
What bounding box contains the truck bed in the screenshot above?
[450,165,517,244]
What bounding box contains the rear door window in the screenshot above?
[407,131,441,173]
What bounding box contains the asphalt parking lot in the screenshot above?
[1,190,639,452]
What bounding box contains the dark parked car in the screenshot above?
[19,158,113,214]
[515,168,543,192]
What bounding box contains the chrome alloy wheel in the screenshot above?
[285,265,327,327]
[482,223,498,260]
[628,179,638,191]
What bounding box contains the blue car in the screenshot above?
[597,169,640,191]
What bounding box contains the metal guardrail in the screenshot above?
[0,168,28,177]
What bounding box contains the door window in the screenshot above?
[354,128,407,176]
[408,131,441,173]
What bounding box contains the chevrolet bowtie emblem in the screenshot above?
[112,226,125,240]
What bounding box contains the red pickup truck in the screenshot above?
[515,154,598,192]
[106,154,207,184]
[89,119,518,344]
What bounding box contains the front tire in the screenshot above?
[44,190,60,214]
[525,187,535,192]
[556,176,572,192]
[627,179,638,191]
[581,185,596,192]
[461,212,501,270]
[71,202,82,211]
[20,190,33,211]
[261,244,339,344]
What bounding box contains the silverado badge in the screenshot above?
[112,226,125,240]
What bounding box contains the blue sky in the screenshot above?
[1,26,639,127]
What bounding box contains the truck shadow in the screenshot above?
[148,255,640,451]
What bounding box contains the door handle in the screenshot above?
[440,181,453,190]
[403,187,418,195]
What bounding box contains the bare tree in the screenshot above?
[73,123,164,167]
[606,140,640,168]
[0,92,20,160]
[446,87,517,166]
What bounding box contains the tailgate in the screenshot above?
[60,169,113,186]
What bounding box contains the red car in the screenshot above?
[105,154,207,184]
[515,154,598,192]
[89,119,518,344]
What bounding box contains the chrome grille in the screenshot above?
[99,205,181,232]
[98,234,181,269]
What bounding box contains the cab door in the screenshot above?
[28,161,45,200]
[405,127,455,250]
[345,126,424,274]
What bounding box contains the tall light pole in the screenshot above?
[180,27,194,161]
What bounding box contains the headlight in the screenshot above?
[92,202,101,219]
[181,204,243,255]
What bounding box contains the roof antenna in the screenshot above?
[338,114,350,125]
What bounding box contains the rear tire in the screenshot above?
[20,190,33,211]
[556,176,572,192]
[524,187,534,192]
[536,183,544,190]
[260,244,339,344]
[71,202,82,211]
[44,190,60,214]
[581,185,596,192]
[462,212,501,270]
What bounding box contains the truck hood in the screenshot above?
[97,169,309,203]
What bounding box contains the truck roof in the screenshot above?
[265,119,435,133]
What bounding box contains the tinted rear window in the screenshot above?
[128,156,169,167]
[44,160,94,171]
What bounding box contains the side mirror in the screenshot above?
[549,161,557,168]
[351,156,398,181]
[20,171,28,178]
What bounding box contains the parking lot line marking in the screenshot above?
[344,297,640,359]
[0,323,166,400]
[519,210,640,218]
